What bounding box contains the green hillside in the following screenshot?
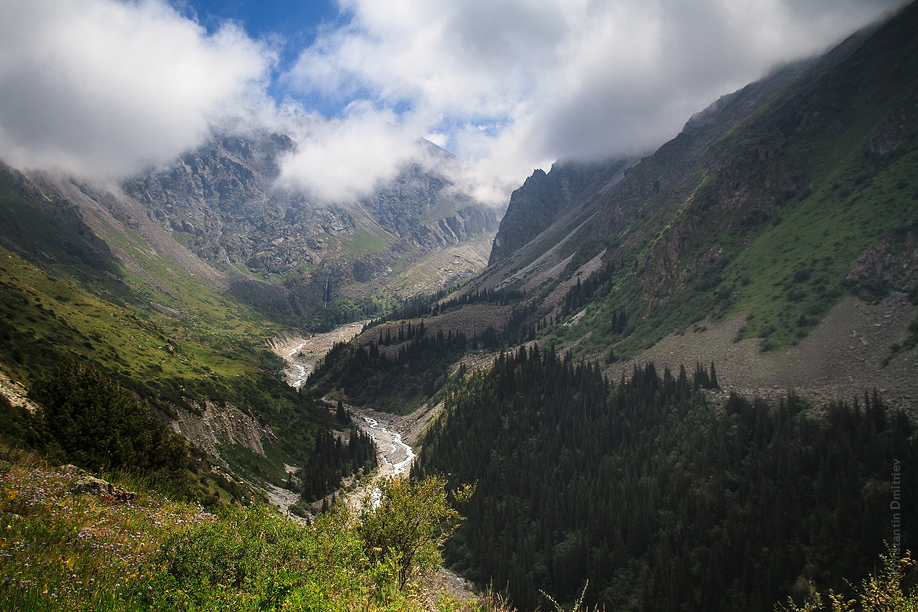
[522,7,918,360]
[0,167,370,499]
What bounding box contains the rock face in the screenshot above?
[486,57,815,270]
[69,476,136,502]
[120,133,501,309]
[488,160,629,266]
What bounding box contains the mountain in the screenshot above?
[1,131,498,328]
[0,127,498,501]
[121,134,499,317]
[455,1,918,408]
[305,5,918,608]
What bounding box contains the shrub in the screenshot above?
[28,358,187,474]
[357,476,471,590]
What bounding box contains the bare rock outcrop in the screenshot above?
[69,476,136,502]
[168,400,276,467]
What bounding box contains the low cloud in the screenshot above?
[0,0,272,180]
[285,0,909,191]
[273,103,429,202]
[0,0,908,204]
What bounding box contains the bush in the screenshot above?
[28,358,187,474]
[776,547,917,612]
[357,476,471,589]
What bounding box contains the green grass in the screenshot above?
[728,145,918,348]
[0,446,491,612]
[0,245,341,487]
[341,227,393,255]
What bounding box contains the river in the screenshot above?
[270,326,436,481]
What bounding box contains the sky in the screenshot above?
[0,0,910,204]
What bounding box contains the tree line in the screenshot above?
[414,346,916,611]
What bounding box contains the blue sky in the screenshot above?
[177,0,345,114]
[0,0,910,203]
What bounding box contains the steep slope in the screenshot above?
[485,54,816,277]
[454,3,918,406]
[487,158,632,266]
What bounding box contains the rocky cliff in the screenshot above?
[120,133,499,311]
[488,159,629,266]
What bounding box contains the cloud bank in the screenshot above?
[0,0,909,202]
[284,0,908,196]
[0,0,271,180]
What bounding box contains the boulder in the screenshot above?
[68,476,136,502]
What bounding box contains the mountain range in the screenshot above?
[1,1,918,609]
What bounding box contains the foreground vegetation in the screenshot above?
[3,438,916,612]
[0,445,478,611]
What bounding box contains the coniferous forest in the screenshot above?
[413,346,917,611]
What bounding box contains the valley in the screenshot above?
[2,2,918,610]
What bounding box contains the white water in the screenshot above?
[362,416,416,476]
[286,342,309,388]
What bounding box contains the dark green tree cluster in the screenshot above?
[307,330,469,412]
[335,399,352,425]
[304,297,384,333]
[414,348,916,611]
[27,358,187,474]
[693,360,719,389]
[559,261,626,324]
[375,320,426,346]
[297,427,376,501]
[429,286,527,316]
[362,286,526,332]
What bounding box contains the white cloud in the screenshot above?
[0,0,907,204]
[0,0,272,179]
[274,102,428,201]
[284,0,909,196]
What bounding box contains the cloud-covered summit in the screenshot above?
[0,0,908,202]
[0,0,271,181]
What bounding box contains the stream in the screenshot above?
[285,342,309,388]
[362,416,416,477]
[272,327,422,481]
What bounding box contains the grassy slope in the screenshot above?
[0,446,479,612]
[548,13,918,360]
[0,169,342,488]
